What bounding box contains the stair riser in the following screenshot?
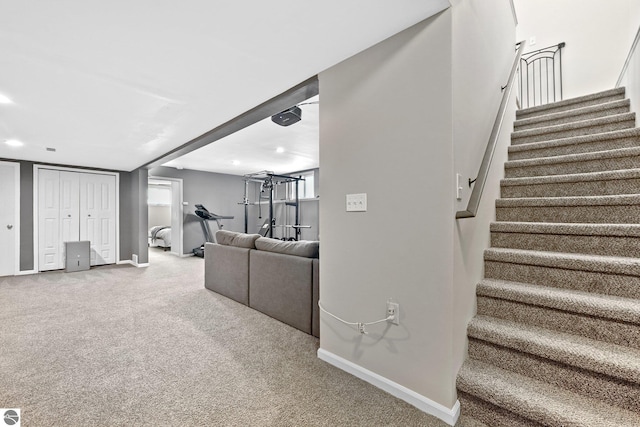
[514,105,630,132]
[496,204,640,224]
[504,153,640,178]
[511,120,635,145]
[490,231,640,258]
[500,177,640,198]
[508,136,640,160]
[468,339,640,413]
[477,296,640,349]
[516,93,625,120]
[484,260,640,299]
[458,392,541,427]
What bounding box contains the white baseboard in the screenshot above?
[317,348,460,426]
[17,269,37,276]
[117,260,149,268]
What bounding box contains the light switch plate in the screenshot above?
[346,193,367,212]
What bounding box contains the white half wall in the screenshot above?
[514,0,640,99]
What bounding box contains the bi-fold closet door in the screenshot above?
[38,169,116,271]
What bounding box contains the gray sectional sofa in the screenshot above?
[204,230,319,337]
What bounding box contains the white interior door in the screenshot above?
[0,162,18,276]
[80,173,116,266]
[59,171,80,267]
[38,169,61,271]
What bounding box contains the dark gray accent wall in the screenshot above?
[118,172,133,261]
[148,166,246,254]
[0,158,139,271]
[130,168,149,264]
[19,161,34,271]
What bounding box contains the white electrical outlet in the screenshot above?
[387,301,400,325]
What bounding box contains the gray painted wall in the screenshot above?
[119,172,133,262]
[130,168,149,264]
[318,12,455,407]
[318,0,517,415]
[18,160,34,271]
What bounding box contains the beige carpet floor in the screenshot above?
[0,249,447,426]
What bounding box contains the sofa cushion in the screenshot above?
[215,230,261,249]
[255,237,319,258]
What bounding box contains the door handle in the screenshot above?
[7,224,13,230]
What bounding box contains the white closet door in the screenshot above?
[38,169,61,271]
[59,171,80,267]
[80,173,116,266]
[0,163,18,276]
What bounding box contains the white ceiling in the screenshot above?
[163,96,319,175]
[0,1,449,173]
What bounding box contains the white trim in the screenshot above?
[33,165,120,272]
[617,24,640,88]
[317,349,460,426]
[17,270,37,276]
[0,161,21,275]
[117,260,149,268]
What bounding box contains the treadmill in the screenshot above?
[192,204,234,257]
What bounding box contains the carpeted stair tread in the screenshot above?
[490,221,640,257]
[457,359,640,427]
[458,392,542,427]
[467,338,640,414]
[516,87,626,120]
[496,193,640,208]
[500,168,640,198]
[507,127,640,160]
[514,99,630,131]
[501,168,640,188]
[505,145,640,175]
[490,221,640,237]
[484,247,640,277]
[511,112,635,145]
[477,279,640,325]
[468,316,640,384]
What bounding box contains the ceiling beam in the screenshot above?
[141,76,319,171]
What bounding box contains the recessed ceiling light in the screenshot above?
[231,160,240,166]
[5,139,23,147]
[0,93,13,104]
[276,147,285,153]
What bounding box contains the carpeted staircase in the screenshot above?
[456,87,640,427]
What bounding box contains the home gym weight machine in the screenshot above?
[240,171,310,241]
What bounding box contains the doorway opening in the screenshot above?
[148,176,183,257]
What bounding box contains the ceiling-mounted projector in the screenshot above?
[271,106,302,126]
